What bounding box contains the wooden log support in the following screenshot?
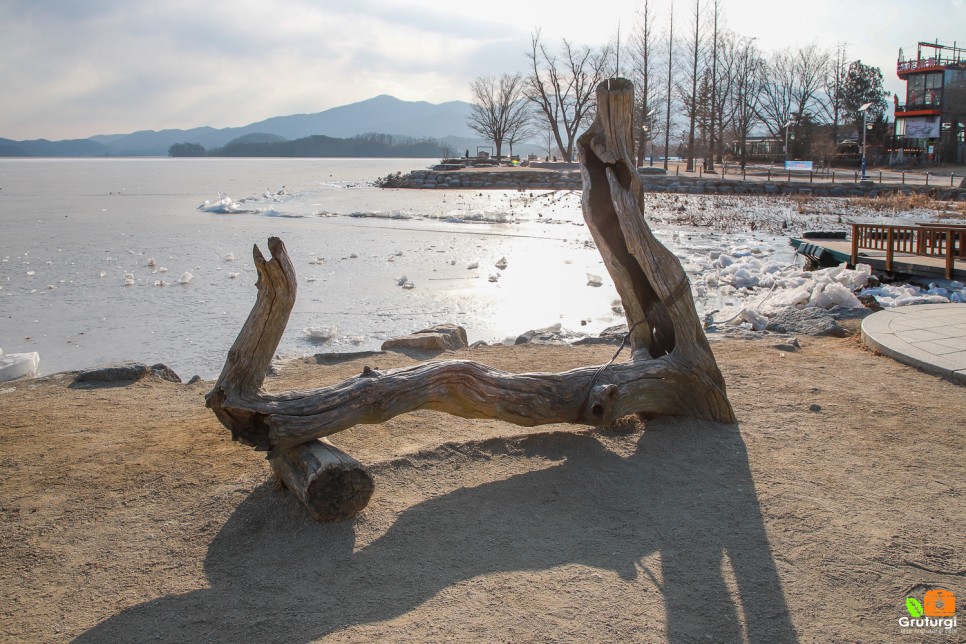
[271,439,374,522]
[206,78,735,521]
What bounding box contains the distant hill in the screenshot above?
[0,137,109,157]
[223,133,288,146]
[206,133,449,158]
[0,95,476,157]
[232,95,475,142]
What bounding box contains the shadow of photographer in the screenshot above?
[77,420,797,643]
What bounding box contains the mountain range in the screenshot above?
[0,95,482,157]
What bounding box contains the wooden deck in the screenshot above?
[791,237,966,280]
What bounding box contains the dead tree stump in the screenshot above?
[206,78,735,521]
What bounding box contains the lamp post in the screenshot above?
[784,117,797,166]
[858,102,873,180]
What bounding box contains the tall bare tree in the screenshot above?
[821,43,849,149]
[704,0,722,172]
[758,49,797,140]
[791,44,831,125]
[467,73,531,161]
[727,36,765,167]
[524,30,612,162]
[630,0,660,166]
[679,0,703,172]
[663,2,675,170]
[711,30,739,165]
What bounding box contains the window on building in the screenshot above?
[907,74,925,106]
[946,70,966,89]
[923,72,944,106]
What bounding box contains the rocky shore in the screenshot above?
[377,167,966,201]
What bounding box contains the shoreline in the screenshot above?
[1,304,868,389]
[378,165,966,201]
[3,334,965,641]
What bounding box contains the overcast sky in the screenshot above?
[1,0,963,140]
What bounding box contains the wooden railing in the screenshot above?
[851,223,965,278]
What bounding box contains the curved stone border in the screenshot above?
[861,303,966,384]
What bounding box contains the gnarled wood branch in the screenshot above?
[206,78,735,520]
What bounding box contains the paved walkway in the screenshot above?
[861,303,966,384]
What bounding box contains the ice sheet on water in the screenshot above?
[430,210,515,224]
[810,282,863,309]
[198,193,254,214]
[0,352,39,382]
[346,211,413,220]
[304,326,338,343]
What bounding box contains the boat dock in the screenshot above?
[792,223,966,280]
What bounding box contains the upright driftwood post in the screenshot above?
[207,79,734,522]
[576,77,732,416]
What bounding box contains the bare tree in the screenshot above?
[679,0,703,172]
[467,73,531,161]
[727,36,765,167]
[524,30,612,162]
[712,30,739,165]
[791,44,831,125]
[630,0,661,166]
[663,2,675,170]
[704,0,722,172]
[505,105,538,159]
[758,49,796,140]
[820,43,849,149]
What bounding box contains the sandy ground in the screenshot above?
[1,335,965,643]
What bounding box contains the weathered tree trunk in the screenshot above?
[206,79,735,521]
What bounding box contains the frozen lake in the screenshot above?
[8,157,953,380]
[0,158,635,378]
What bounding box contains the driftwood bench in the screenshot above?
[205,78,735,521]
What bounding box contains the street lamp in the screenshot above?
[784,117,797,165]
[858,102,873,180]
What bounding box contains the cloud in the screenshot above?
[0,0,538,138]
[6,0,962,140]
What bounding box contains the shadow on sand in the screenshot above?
[77,421,798,642]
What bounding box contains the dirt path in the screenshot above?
[1,337,964,642]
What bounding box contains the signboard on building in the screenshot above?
[904,116,941,138]
[898,57,939,73]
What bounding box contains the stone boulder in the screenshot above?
[73,362,182,384]
[514,323,568,345]
[765,307,849,337]
[381,324,468,352]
